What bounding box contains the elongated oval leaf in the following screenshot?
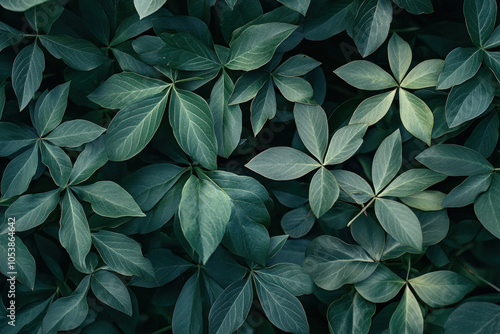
[324,123,368,165]
[401,59,444,89]
[464,0,497,47]
[0,234,36,289]
[334,60,397,90]
[273,75,314,104]
[256,263,314,296]
[388,33,412,83]
[328,291,376,334]
[91,270,132,315]
[12,43,45,110]
[0,122,37,157]
[437,48,483,90]
[355,265,405,303]
[349,90,396,125]
[309,167,339,218]
[34,82,70,136]
[372,130,402,194]
[172,271,203,334]
[380,169,446,197]
[444,302,500,334]
[389,286,423,334]
[293,103,328,162]
[40,141,71,188]
[0,0,50,11]
[134,0,167,19]
[474,173,500,238]
[1,144,39,198]
[443,173,492,208]
[399,89,433,145]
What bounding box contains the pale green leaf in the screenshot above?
[372,130,402,194]
[293,103,328,162]
[389,286,423,334]
[437,47,483,90]
[380,169,446,197]
[334,60,397,90]
[349,90,396,125]
[324,123,368,165]
[309,167,339,218]
[399,89,434,145]
[388,33,412,83]
[401,59,445,89]
[355,265,405,303]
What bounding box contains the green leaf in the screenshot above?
[330,170,374,204]
[303,0,355,41]
[349,90,397,125]
[444,302,500,334]
[388,33,412,83]
[334,60,397,90]
[356,265,405,303]
[0,0,50,12]
[246,147,321,181]
[25,2,63,34]
[372,130,402,194]
[303,235,378,290]
[106,92,168,161]
[309,167,339,218]
[226,23,297,71]
[33,82,70,136]
[228,71,267,105]
[69,136,108,185]
[273,75,314,104]
[254,275,309,334]
[393,0,433,14]
[389,286,423,334]
[399,89,434,145]
[12,43,45,110]
[88,72,169,109]
[418,209,450,246]
[375,198,423,251]
[256,263,314,296]
[416,144,494,176]
[281,205,316,238]
[351,214,386,261]
[169,88,218,170]
[172,271,203,334]
[352,0,393,57]
[45,120,105,148]
[40,141,72,188]
[210,70,242,158]
[0,22,23,52]
[0,234,36,289]
[484,26,500,49]
[445,69,495,127]
[274,54,321,77]
[463,0,497,47]
[250,79,276,135]
[401,59,445,89]
[380,169,446,197]
[443,173,492,207]
[209,278,253,334]
[40,35,107,71]
[327,291,376,334]
[91,270,132,316]
[400,190,446,211]
[437,48,483,90]
[72,181,145,218]
[1,144,39,198]
[277,0,310,16]
[324,123,368,165]
[42,275,90,334]
[293,103,328,162]
[91,230,155,280]
[60,190,91,271]
[474,173,500,238]
[465,113,499,158]
[178,175,231,264]
[2,189,60,232]
[134,0,167,19]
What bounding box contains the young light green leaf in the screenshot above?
[324,123,368,165]
[416,144,494,176]
[88,72,169,109]
[40,141,72,188]
[388,33,412,83]
[34,82,70,136]
[134,0,167,19]
[246,147,321,181]
[12,43,45,110]
[303,235,378,290]
[178,175,231,264]
[172,271,203,334]
[0,234,36,289]
[106,92,168,161]
[228,71,267,105]
[274,54,321,76]
[380,169,446,197]
[209,278,253,334]
[250,79,276,135]
[437,48,483,90]
[372,130,402,194]
[443,173,492,207]
[40,35,107,71]
[0,0,50,11]
[72,181,145,218]
[393,0,433,14]
[1,144,38,198]
[226,23,297,71]
[349,90,397,125]
[91,270,132,316]
[327,291,376,334]
[401,59,445,89]
[45,120,105,148]
[375,198,423,251]
[474,173,500,238]
[330,170,374,204]
[273,75,315,104]
[334,60,397,90]
[463,0,497,47]
[399,89,434,145]
[257,263,314,296]
[389,286,424,334]
[309,167,339,218]
[293,103,328,162]
[355,265,405,303]
[169,88,218,170]
[400,190,446,211]
[91,230,155,280]
[69,136,108,185]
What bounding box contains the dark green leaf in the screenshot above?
[257,263,314,296]
[228,71,267,105]
[172,271,203,334]
[309,167,339,218]
[372,130,402,194]
[437,48,483,90]
[45,120,105,148]
[464,112,499,158]
[273,75,314,104]
[0,0,50,12]
[33,82,70,136]
[277,0,310,16]
[1,144,39,198]
[40,141,71,188]
[442,173,492,207]
[0,234,36,289]
[274,54,321,76]
[250,79,276,135]
[12,43,45,110]
[327,291,376,334]
[463,0,497,47]
[0,22,23,51]
[91,270,132,315]
[330,170,374,204]
[281,205,316,238]
[474,173,500,238]
[69,136,108,185]
[393,0,433,14]
[444,302,500,334]
[355,265,405,303]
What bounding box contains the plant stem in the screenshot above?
[151,325,172,334]
[406,256,411,281]
[347,197,376,227]
[457,257,500,293]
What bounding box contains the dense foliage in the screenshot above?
[1,0,500,333]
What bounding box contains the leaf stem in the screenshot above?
[347,197,376,227]
[406,256,411,281]
[151,325,172,334]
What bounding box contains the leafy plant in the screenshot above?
[0,0,499,333]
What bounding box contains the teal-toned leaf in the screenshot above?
[416,144,494,176]
[0,234,36,289]
[0,0,50,12]
[254,275,309,334]
[352,0,393,57]
[303,0,354,41]
[327,291,376,334]
[388,33,412,83]
[442,173,492,207]
[418,210,449,246]
[401,60,445,89]
[25,2,63,34]
[274,54,321,77]
[437,48,483,90]
[474,173,500,238]
[72,181,145,218]
[88,72,169,109]
[375,198,423,251]
[293,103,328,162]
[380,169,446,197]
[389,286,423,334]
[91,230,155,281]
[324,123,368,165]
[267,235,289,260]
[277,0,310,16]
[257,263,314,296]
[246,147,321,181]
[334,60,397,90]
[349,90,397,125]
[250,79,276,135]
[444,302,500,334]
[1,144,38,198]
[351,214,386,261]
[465,113,499,158]
[0,22,23,51]
[281,205,316,238]
[399,89,434,145]
[12,43,45,110]
[69,136,108,185]
[355,265,405,303]
[372,130,402,194]
[228,71,267,105]
[169,88,218,170]
[0,83,4,120]
[91,270,132,316]
[393,0,433,14]
[40,35,106,71]
[463,0,497,47]
[42,276,90,333]
[309,167,339,218]
[2,189,60,232]
[330,170,374,204]
[178,175,231,264]
[45,120,105,148]
[40,141,72,188]
[484,26,500,49]
[400,190,446,211]
[209,278,253,334]
[172,271,203,334]
[273,75,314,104]
[134,0,167,19]
[106,92,168,161]
[33,82,70,136]
[226,23,297,71]
[303,235,378,290]
[60,190,91,271]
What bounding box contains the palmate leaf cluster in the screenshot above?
[0,0,499,333]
